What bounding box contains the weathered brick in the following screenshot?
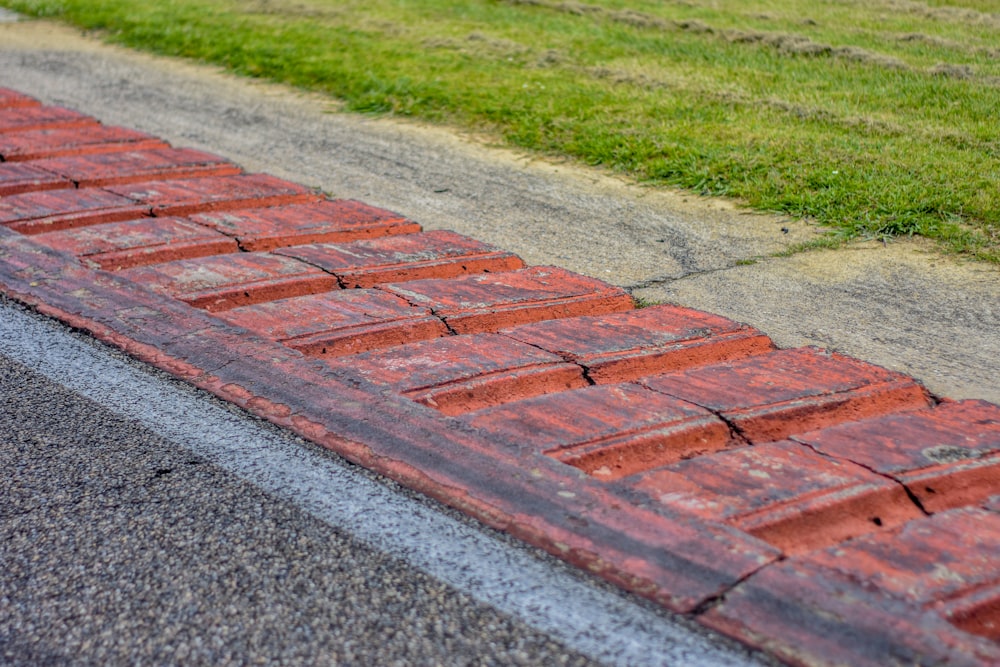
[701,550,1000,667]
[325,333,587,415]
[639,347,932,443]
[277,230,525,288]
[189,200,422,251]
[32,217,238,270]
[103,174,319,217]
[703,510,1000,661]
[757,508,1000,647]
[0,188,150,234]
[382,266,634,333]
[633,440,922,555]
[119,252,339,311]
[0,163,72,196]
[501,304,773,383]
[939,583,1000,642]
[463,384,735,478]
[793,399,1000,513]
[5,88,997,667]
[30,148,241,187]
[0,88,40,109]
[0,105,98,133]
[0,126,168,162]
[216,289,448,357]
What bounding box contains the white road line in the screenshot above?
[0,300,766,667]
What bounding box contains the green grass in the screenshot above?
[4,0,999,261]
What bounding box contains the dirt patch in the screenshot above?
[885,0,1000,30]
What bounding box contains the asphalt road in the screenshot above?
[0,340,590,665]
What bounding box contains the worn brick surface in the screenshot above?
[189,200,422,252]
[0,188,150,234]
[103,174,319,217]
[119,252,339,311]
[31,217,239,270]
[463,384,736,479]
[2,87,998,667]
[0,162,72,196]
[0,88,40,109]
[0,222,781,614]
[806,508,1000,613]
[30,148,242,187]
[0,105,98,133]
[277,230,525,288]
[216,289,448,357]
[0,126,168,162]
[702,556,1000,666]
[632,440,923,555]
[501,304,774,383]
[325,333,587,415]
[383,266,634,333]
[639,347,933,443]
[793,400,1000,514]
[703,509,1000,664]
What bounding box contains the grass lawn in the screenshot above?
[4,0,999,261]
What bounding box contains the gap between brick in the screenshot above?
[794,438,932,517]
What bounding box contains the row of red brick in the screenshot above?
[2,88,997,665]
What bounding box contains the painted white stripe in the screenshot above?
[0,300,764,667]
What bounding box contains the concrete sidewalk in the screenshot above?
[1,15,996,405]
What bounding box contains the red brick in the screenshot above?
[939,583,1000,642]
[325,333,587,416]
[103,174,319,217]
[639,347,932,443]
[462,384,735,479]
[0,88,40,109]
[29,148,242,187]
[0,163,72,196]
[0,188,150,234]
[793,400,1000,514]
[382,266,634,333]
[634,440,922,555]
[277,230,525,288]
[501,304,774,383]
[0,126,168,162]
[0,105,98,133]
[215,289,448,357]
[760,508,1000,647]
[705,512,1000,662]
[701,553,1000,667]
[31,217,238,270]
[189,200,422,251]
[119,252,339,311]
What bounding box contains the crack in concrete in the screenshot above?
[623,261,765,293]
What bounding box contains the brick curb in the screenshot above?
[2,89,998,665]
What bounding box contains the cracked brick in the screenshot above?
[325,333,587,415]
[793,399,1000,513]
[189,200,422,252]
[638,347,932,443]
